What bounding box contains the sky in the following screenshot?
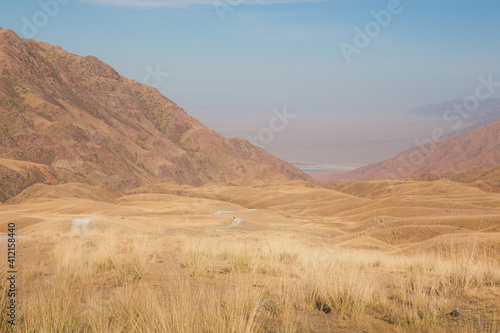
[0,0,499,114]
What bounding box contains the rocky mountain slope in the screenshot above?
[0,28,313,202]
[322,119,500,182]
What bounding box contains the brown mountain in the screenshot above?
[0,28,314,202]
[320,119,500,183]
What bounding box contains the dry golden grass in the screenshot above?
[2,227,497,332]
[8,230,265,333]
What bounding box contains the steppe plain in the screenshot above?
[1,179,499,332]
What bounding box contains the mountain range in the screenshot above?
[2,27,499,203]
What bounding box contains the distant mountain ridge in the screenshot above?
[407,98,500,136]
[0,28,314,202]
[406,98,500,119]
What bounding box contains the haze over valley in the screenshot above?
[189,99,500,173]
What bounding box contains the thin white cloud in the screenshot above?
[82,0,329,8]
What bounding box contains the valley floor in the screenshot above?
[1,180,499,332]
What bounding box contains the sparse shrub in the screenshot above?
[181,250,214,277]
[230,252,254,273]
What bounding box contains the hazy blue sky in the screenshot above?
[1,0,499,113]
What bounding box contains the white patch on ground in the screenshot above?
[69,217,96,235]
[290,210,308,217]
[213,209,257,216]
[209,209,258,229]
[69,216,128,235]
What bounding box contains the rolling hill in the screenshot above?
[415,164,500,193]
